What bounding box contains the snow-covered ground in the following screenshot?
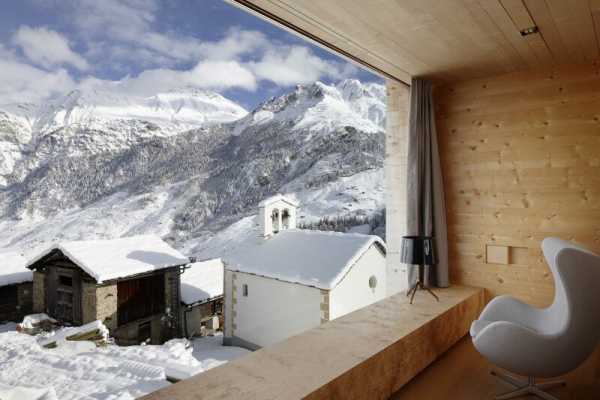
[0,324,249,400]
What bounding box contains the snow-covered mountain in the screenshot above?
[0,79,385,257]
[0,88,247,187]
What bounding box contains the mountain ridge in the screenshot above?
[0,79,386,257]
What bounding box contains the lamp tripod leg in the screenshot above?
[424,286,439,301]
[409,284,418,304]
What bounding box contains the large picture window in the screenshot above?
[117,274,165,326]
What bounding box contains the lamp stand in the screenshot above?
[406,264,439,304]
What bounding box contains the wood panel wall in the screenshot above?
[385,81,410,296]
[436,62,600,306]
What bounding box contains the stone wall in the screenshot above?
[320,290,329,324]
[32,271,45,313]
[81,281,96,324]
[95,283,117,331]
[164,269,181,336]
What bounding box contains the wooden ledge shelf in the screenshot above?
[142,285,484,400]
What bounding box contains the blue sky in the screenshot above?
[0,0,381,109]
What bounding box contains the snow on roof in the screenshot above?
[224,229,385,290]
[258,194,299,208]
[181,258,224,305]
[27,235,190,283]
[0,252,32,286]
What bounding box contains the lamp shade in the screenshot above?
[400,236,423,265]
[400,236,437,265]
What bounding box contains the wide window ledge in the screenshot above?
[143,285,484,400]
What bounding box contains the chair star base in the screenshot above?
[491,370,566,400]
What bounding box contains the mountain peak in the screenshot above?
[232,79,385,136]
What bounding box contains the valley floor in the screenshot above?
[0,323,249,400]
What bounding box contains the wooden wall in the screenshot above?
[385,81,410,296]
[436,62,600,306]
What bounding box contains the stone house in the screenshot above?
[223,195,387,350]
[0,252,33,322]
[27,235,190,345]
[180,258,224,337]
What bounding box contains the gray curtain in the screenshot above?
[406,78,449,288]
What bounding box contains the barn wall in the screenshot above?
[329,245,387,320]
[32,271,45,313]
[17,282,33,318]
[226,271,322,349]
[0,282,32,322]
[436,62,600,306]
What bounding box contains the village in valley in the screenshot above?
[0,2,388,398]
[0,195,389,399]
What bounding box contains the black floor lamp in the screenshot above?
[401,235,439,304]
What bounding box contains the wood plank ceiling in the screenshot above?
[230,0,600,84]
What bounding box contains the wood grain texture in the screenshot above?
[385,80,410,294]
[392,336,600,399]
[231,0,600,84]
[436,61,600,306]
[141,286,484,400]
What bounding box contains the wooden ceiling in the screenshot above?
[229,0,600,84]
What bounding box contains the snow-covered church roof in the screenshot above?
[0,252,32,286]
[258,194,299,208]
[224,229,386,290]
[27,235,190,283]
[180,258,224,305]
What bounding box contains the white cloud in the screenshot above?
[197,29,269,61]
[249,46,356,85]
[12,26,88,70]
[190,61,257,90]
[79,60,257,98]
[70,0,201,66]
[0,1,361,105]
[0,45,75,105]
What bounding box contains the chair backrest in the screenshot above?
[542,237,600,374]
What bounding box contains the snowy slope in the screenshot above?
[0,326,249,400]
[0,87,247,187]
[0,79,385,258]
[233,79,385,135]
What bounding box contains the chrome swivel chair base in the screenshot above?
[492,370,566,400]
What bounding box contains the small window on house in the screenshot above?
[369,275,377,289]
[242,284,248,297]
[59,275,73,287]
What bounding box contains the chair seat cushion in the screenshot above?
[470,319,493,338]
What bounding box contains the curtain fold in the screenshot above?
[406,78,449,288]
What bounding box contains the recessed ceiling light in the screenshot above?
[520,26,539,36]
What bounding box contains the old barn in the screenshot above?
[27,235,190,344]
[0,252,33,322]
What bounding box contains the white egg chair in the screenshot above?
[470,237,600,400]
